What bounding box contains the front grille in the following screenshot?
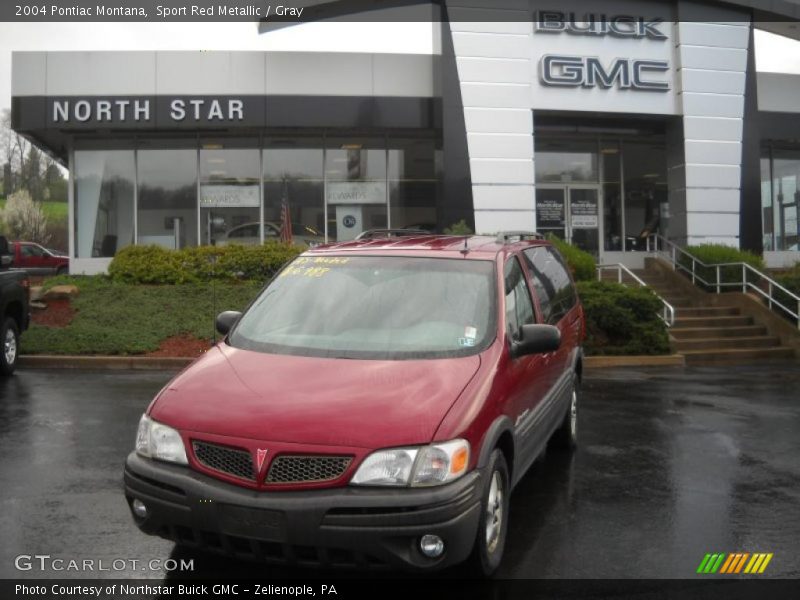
[192,441,255,481]
[266,455,352,484]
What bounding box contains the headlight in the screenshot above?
[135,414,188,465]
[351,439,470,487]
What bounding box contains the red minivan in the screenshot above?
[124,232,585,575]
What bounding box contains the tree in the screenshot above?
[0,189,50,244]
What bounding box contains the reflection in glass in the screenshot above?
[325,138,387,241]
[621,142,667,251]
[764,148,800,251]
[388,138,438,233]
[264,139,324,247]
[137,149,198,249]
[200,144,260,246]
[535,140,598,183]
[74,150,135,258]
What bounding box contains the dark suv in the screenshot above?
[124,232,585,575]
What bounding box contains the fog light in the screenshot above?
[132,498,148,518]
[419,534,445,558]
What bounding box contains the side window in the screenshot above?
[522,246,555,324]
[22,245,44,258]
[504,257,535,341]
[523,246,577,324]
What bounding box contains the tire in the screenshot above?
[468,449,510,577]
[0,317,19,376]
[551,381,578,451]
[56,266,67,276]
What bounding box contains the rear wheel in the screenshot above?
[468,449,510,576]
[551,381,578,450]
[1,318,19,376]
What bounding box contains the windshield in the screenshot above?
[229,256,497,359]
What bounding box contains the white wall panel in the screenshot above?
[683,116,743,141]
[11,52,46,96]
[467,133,533,159]
[678,46,747,72]
[676,22,749,49]
[679,69,745,95]
[47,52,156,95]
[474,209,536,234]
[681,92,744,118]
[472,185,535,210]
[157,52,265,95]
[451,32,530,59]
[456,57,530,84]
[684,140,742,166]
[464,108,533,134]
[470,159,535,185]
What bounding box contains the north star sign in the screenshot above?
[50,98,246,124]
[535,11,670,92]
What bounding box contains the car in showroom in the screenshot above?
[124,231,585,575]
[222,222,324,247]
[8,241,69,275]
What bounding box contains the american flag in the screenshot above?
[280,181,293,245]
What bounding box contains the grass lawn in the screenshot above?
[22,276,262,355]
[0,199,68,222]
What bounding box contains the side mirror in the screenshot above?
[215,311,242,336]
[512,324,561,358]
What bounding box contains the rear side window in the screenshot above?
[504,257,535,340]
[523,246,577,324]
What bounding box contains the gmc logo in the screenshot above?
[540,55,670,92]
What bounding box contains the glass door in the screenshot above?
[536,185,602,259]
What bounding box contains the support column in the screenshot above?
[672,10,751,247]
[446,1,536,234]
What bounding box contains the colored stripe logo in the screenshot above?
[697,553,773,574]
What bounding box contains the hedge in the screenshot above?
[678,244,765,291]
[546,235,596,282]
[577,280,670,356]
[108,243,303,284]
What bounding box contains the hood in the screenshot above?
[150,344,481,449]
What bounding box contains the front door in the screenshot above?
[536,186,601,259]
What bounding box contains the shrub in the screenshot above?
[577,280,670,356]
[678,244,765,291]
[443,219,473,235]
[108,242,303,284]
[546,234,596,281]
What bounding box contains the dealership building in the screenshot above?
[10,0,800,273]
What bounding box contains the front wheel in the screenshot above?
[1,318,20,376]
[468,449,510,577]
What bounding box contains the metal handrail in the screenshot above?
[596,263,676,327]
[645,233,800,329]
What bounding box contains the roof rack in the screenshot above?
[355,228,431,240]
[495,231,545,244]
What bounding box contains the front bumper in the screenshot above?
[124,452,483,570]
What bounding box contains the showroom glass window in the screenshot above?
[200,140,260,246]
[74,150,135,258]
[263,137,324,246]
[762,146,800,251]
[325,137,387,242]
[388,137,439,233]
[137,143,198,248]
[620,140,667,251]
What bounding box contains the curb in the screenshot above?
[20,354,685,370]
[585,354,685,368]
[19,355,194,370]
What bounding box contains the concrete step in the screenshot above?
[662,296,702,307]
[674,306,741,318]
[672,336,781,352]
[681,346,796,365]
[672,315,754,329]
[669,325,768,339]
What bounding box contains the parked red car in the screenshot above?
[124,232,585,574]
[10,241,69,276]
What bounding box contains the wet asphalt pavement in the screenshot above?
[0,365,798,580]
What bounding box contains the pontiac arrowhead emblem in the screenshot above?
[256,448,269,472]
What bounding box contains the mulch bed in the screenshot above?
[147,334,211,358]
[31,298,75,328]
